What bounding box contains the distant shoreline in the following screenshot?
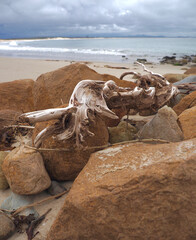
[1,36,196,42]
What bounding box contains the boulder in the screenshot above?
[2,146,51,195]
[33,116,109,181]
[0,79,35,112]
[137,106,184,142]
[0,151,9,190]
[108,121,137,144]
[47,138,196,240]
[178,106,196,140]
[0,212,15,240]
[173,91,196,115]
[33,63,136,110]
[184,67,196,75]
[164,73,188,83]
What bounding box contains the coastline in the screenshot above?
[0,57,187,83]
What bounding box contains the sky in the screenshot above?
[0,0,196,39]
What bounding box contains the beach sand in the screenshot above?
[0,57,188,83]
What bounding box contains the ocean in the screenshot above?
[0,37,195,63]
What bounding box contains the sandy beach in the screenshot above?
[0,57,188,83]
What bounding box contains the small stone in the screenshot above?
[2,146,51,195]
[47,181,67,196]
[108,121,137,144]
[138,106,184,142]
[0,151,9,190]
[0,212,15,240]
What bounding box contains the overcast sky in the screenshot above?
[0,0,196,38]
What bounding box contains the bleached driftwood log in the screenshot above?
[20,68,178,148]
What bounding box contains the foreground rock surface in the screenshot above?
[0,212,15,240]
[33,63,136,110]
[138,106,183,142]
[0,79,35,112]
[178,106,196,140]
[173,91,196,115]
[33,116,109,181]
[47,138,196,240]
[2,146,51,195]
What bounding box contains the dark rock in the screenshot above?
[137,106,184,142]
[160,56,176,64]
[0,212,15,240]
[136,58,147,63]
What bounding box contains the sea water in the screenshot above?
[0,37,195,63]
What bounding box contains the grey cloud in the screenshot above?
[0,0,196,38]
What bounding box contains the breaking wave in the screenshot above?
[0,42,123,56]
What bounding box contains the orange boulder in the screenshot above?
[47,139,196,240]
[33,63,136,110]
[178,106,196,140]
[0,79,35,112]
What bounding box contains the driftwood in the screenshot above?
[20,64,178,148]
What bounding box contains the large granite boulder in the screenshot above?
[33,63,136,110]
[0,151,9,190]
[2,146,51,195]
[178,106,196,140]
[0,79,35,112]
[173,91,196,115]
[33,116,109,181]
[137,106,183,142]
[47,138,196,240]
